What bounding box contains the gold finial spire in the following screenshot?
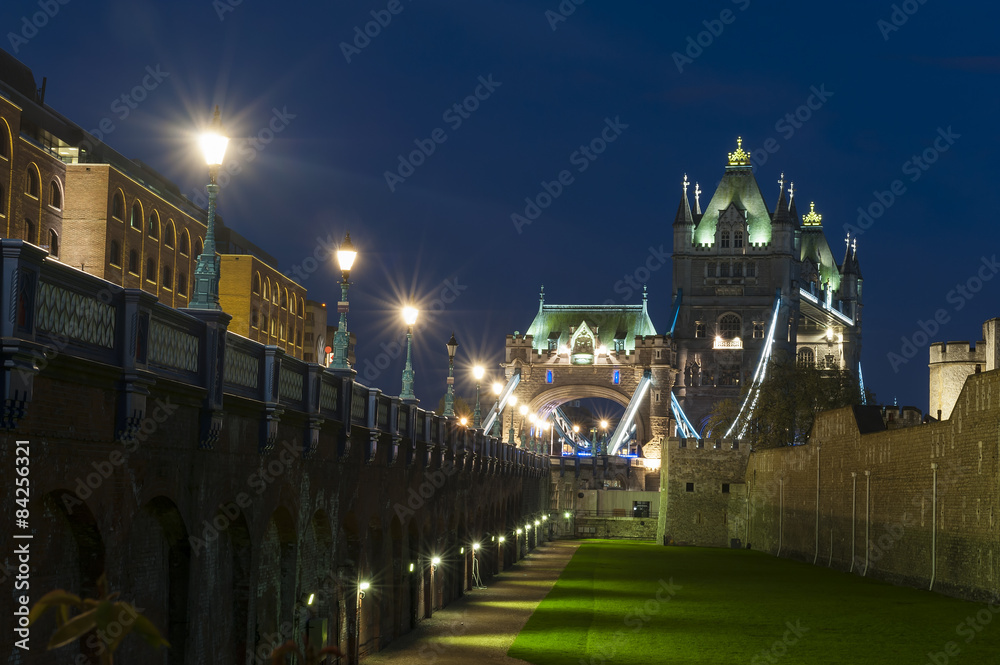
[802,201,823,226]
[728,136,751,166]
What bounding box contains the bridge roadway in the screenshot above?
[0,240,549,664]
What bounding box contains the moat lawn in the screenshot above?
[508,540,999,664]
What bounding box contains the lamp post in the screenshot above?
[599,419,609,455]
[400,307,419,403]
[507,395,517,445]
[331,232,357,370]
[528,413,537,452]
[473,365,484,428]
[491,382,503,438]
[444,333,458,417]
[189,107,229,310]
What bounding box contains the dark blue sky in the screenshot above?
[5,0,999,412]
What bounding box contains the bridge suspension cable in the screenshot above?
[607,369,652,456]
[724,290,783,439]
[481,372,520,433]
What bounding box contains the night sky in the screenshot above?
[4,0,999,413]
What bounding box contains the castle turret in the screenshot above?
[770,173,795,254]
[673,174,694,251]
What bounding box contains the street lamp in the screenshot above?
[491,381,503,438]
[189,107,229,310]
[400,307,419,403]
[331,232,357,370]
[507,395,517,444]
[599,419,609,455]
[444,333,459,417]
[473,365,484,428]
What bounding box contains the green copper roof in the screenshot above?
[800,226,841,291]
[693,165,773,246]
[524,303,657,352]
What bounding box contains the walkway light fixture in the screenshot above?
[400,307,419,403]
[444,333,458,417]
[331,232,357,370]
[190,107,229,310]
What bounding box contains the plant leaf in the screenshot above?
[131,612,170,648]
[95,601,113,633]
[47,607,98,649]
[28,590,82,624]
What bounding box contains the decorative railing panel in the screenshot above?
[224,346,259,389]
[320,381,338,413]
[37,281,115,348]
[279,366,304,403]
[377,396,390,430]
[351,385,366,424]
[149,319,198,372]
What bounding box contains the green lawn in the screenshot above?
[509,541,1000,664]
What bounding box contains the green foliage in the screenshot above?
[29,574,169,664]
[707,354,865,447]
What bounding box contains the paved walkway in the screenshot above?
[364,540,580,664]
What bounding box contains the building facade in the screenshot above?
[671,138,863,432]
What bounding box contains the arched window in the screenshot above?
[270,317,277,336]
[252,272,261,295]
[279,322,285,340]
[48,229,59,257]
[162,265,172,290]
[263,278,270,301]
[110,240,122,266]
[25,167,39,198]
[719,314,741,339]
[130,202,142,229]
[797,347,815,368]
[148,211,159,239]
[180,231,190,256]
[272,284,279,305]
[195,237,203,256]
[289,295,296,315]
[146,257,156,282]
[164,221,175,248]
[0,126,8,159]
[128,250,139,274]
[112,191,125,220]
[281,288,288,309]
[734,230,744,248]
[177,272,187,296]
[24,218,35,243]
[49,180,62,209]
[251,308,259,329]
[720,230,730,248]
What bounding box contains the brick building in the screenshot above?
[220,254,306,357]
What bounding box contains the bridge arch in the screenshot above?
[524,384,650,451]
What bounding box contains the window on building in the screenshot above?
[298,330,303,347]
[180,232,189,256]
[48,229,58,257]
[746,261,756,277]
[753,322,764,339]
[633,501,651,518]
[304,332,313,342]
[270,317,277,336]
[547,338,557,352]
[706,261,716,277]
[110,240,122,267]
[546,369,553,384]
[49,180,62,209]
[825,354,837,369]
[128,250,139,275]
[720,262,730,277]
[25,168,39,198]
[734,231,744,248]
[281,288,288,309]
[796,347,814,368]
[613,369,621,385]
[23,218,35,244]
[720,231,730,248]
[722,483,730,494]
[290,296,296,315]
[279,322,285,340]
[733,262,743,277]
[148,212,159,239]
[263,279,270,302]
[195,237,203,256]
[162,265,172,290]
[719,314,741,339]
[252,272,261,295]
[686,482,695,492]
[177,272,187,296]
[695,322,706,338]
[112,191,125,220]
[130,202,142,229]
[251,308,259,329]
[164,222,175,248]
[145,257,156,282]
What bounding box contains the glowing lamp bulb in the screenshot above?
[460,417,468,426]
[493,382,503,395]
[336,232,357,271]
[359,582,370,591]
[499,536,506,543]
[519,405,528,416]
[473,543,480,550]
[474,365,485,380]
[403,307,418,326]
[431,556,441,565]
[600,420,608,429]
